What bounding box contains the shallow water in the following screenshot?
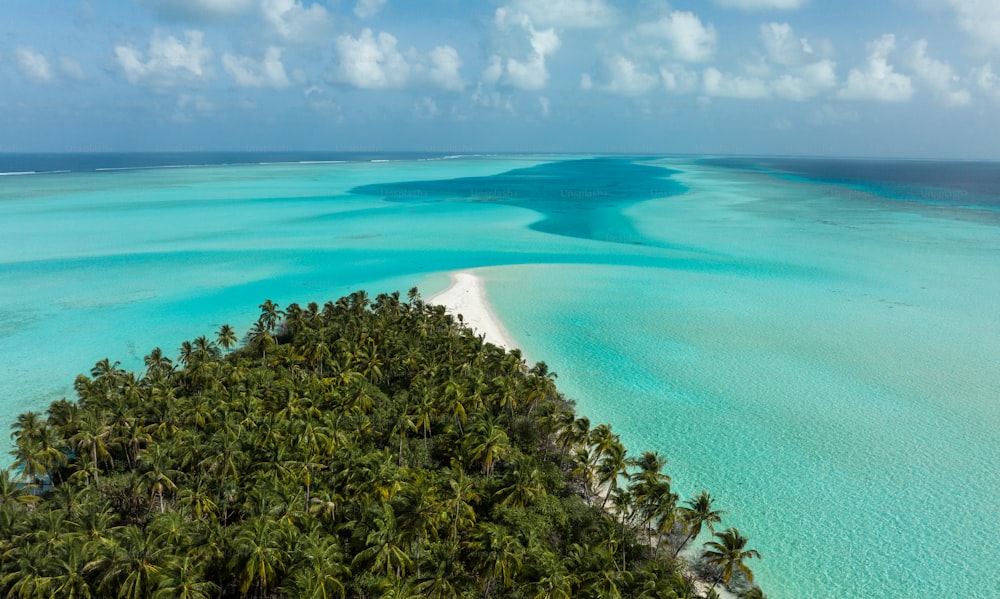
[1,154,998,598]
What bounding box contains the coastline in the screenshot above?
[427,270,519,351]
[428,269,742,598]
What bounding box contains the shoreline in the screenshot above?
[427,270,519,352]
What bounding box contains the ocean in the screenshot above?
[1,152,998,598]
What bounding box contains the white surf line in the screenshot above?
[427,270,518,351]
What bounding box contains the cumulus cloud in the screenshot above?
[602,55,659,96]
[906,39,970,106]
[580,73,594,89]
[354,0,387,19]
[115,30,213,87]
[222,46,290,88]
[428,46,465,91]
[482,56,504,84]
[637,11,717,63]
[660,64,700,94]
[838,34,913,102]
[331,29,465,91]
[713,0,808,9]
[261,0,331,43]
[332,29,410,89]
[760,22,814,66]
[16,47,54,83]
[507,0,615,28]
[492,8,561,90]
[946,0,1000,55]
[771,59,836,100]
[539,95,551,117]
[702,67,771,99]
[139,0,255,21]
[472,83,515,112]
[971,63,1000,101]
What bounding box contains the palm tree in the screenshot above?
[144,348,174,380]
[140,445,179,513]
[495,462,544,508]
[231,517,292,598]
[216,324,239,353]
[673,490,726,559]
[472,523,523,597]
[258,299,284,336]
[98,525,164,598]
[466,417,511,477]
[701,527,761,592]
[280,532,350,599]
[597,439,628,510]
[71,412,111,484]
[45,538,97,598]
[445,468,479,541]
[154,556,218,599]
[0,470,40,509]
[353,504,412,578]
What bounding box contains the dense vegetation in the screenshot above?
[3,289,764,598]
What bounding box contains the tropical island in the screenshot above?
[3,287,764,599]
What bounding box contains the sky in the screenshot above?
[1,0,999,158]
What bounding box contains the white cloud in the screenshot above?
[139,0,255,21]
[906,39,970,106]
[771,59,836,100]
[972,63,1000,101]
[493,8,561,90]
[428,46,465,91]
[16,47,53,83]
[947,0,1000,55]
[472,83,515,112]
[354,0,387,19]
[506,54,550,90]
[331,29,464,91]
[760,22,813,66]
[702,67,771,99]
[59,57,86,81]
[637,11,717,63]
[838,34,914,102]
[507,0,615,28]
[580,72,594,89]
[222,46,290,88]
[602,55,659,96]
[660,64,699,94]
[261,0,331,43]
[115,30,214,87]
[482,56,504,84]
[713,0,808,9]
[332,29,410,89]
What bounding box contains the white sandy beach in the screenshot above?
[427,270,518,351]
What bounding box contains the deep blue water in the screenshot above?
[700,156,1000,211]
[352,157,687,245]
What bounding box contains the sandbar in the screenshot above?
[427,270,518,351]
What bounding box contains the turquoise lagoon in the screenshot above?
[1,154,998,598]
